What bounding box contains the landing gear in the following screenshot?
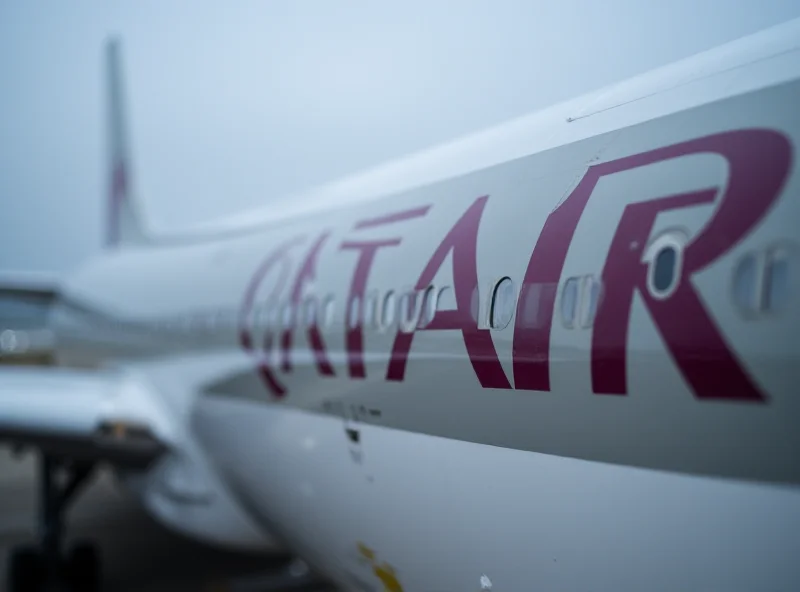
[7,546,44,591]
[6,455,102,592]
[65,541,102,591]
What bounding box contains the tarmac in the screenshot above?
[0,449,333,592]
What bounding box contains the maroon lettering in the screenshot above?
[337,205,433,378]
[592,190,716,394]
[354,205,431,229]
[386,196,511,389]
[280,232,336,376]
[239,237,304,398]
[512,129,791,400]
[340,239,402,378]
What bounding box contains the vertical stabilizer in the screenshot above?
[105,37,148,248]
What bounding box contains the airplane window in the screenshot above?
[764,249,789,313]
[733,253,759,313]
[561,278,578,327]
[490,277,515,330]
[217,310,229,332]
[419,286,438,328]
[269,305,281,329]
[245,304,262,329]
[348,296,361,330]
[437,286,455,312]
[652,246,678,294]
[281,303,294,329]
[381,291,397,328]
[363,291,379,328]
[321,295,335,328]
[263,328,277,354]
[213,311,226,331]
[518,283,546,329]
[267,304,280,330]
[303,297,317,327]
[470,286,481,324]
[247,307,259,330]
[397,290,418,333]
[579,276,602,327]
[191,314,201,331]
[203,311,215,332]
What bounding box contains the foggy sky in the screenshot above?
[2,1,799,276]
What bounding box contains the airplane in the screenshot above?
[1,15,800,592]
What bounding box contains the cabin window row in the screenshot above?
[84,273,615,337]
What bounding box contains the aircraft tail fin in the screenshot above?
[105,37,148,249]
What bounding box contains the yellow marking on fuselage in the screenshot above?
[373,562,403,592]
[356,541,404,592]
[357,541,376,561]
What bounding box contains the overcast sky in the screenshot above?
[1,1,799,276]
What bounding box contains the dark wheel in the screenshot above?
[66,541,102,592]
[6,545,45,592]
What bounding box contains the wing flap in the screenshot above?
[0,368,168,469]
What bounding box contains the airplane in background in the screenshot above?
[2,17,800,592]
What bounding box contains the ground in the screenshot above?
[0,449,332,592]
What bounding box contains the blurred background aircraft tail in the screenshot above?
[105,37,148,249]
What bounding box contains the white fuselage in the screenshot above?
[47,26,800,592]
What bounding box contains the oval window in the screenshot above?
[490,277,515,329]
[348,297,361,330]
[437,286,455,311]
[732,253,759,313]
[256,304,273,330]
[561,278,578,327]
[652,246,678,294]
[381,291,397,328]
[764,250,789,313]
[419,286,438,328]
[398,291,417,333]
[303,297,317,327]
[321,295,335,328]
[267,304,280,330]
[281,303,295,329]
[580,276,602,327]
[363,292,378,328]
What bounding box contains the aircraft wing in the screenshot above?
[0,272,168,469]
[0,367,169,470]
